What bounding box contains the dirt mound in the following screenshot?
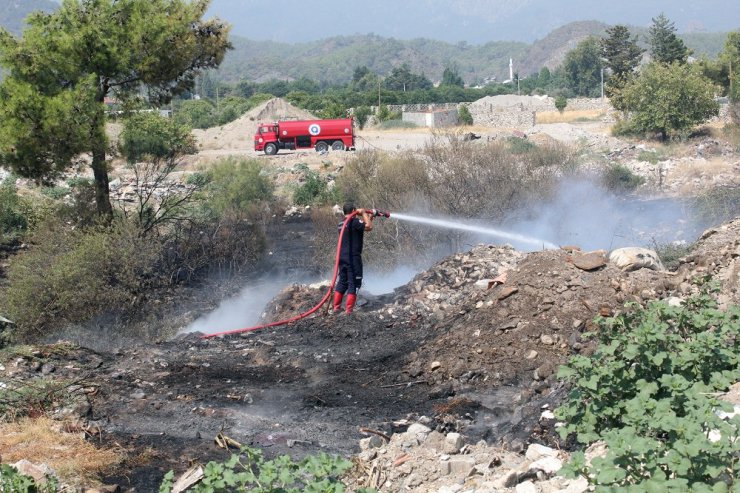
[193,98,317,151]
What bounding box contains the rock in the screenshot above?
[359,435,384,450]
[443,432,465,454]
[430,361,442,371]
[525,444,559,461]
[540,335,554,345]
[11,460,57,484]
[130,390,147,400]
[528,456,563,475]
[572,251,607,271]
[40,363,56,375]
[526,350,538,360]
[559,476,589,493]
[584,441,608,466]
[609,247,664,272]
[497,286,519,300]
[516,481,538,493]
[448,456,476,475]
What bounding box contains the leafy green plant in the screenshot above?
[159,446,358,493]
[556,289,740,491]
[0,178,28,245]
[0,464,58,492]
[555,95,568,113]
[601,164,645,192]
[293,170,339,206]
[203,158,274,215]
[507,136,536,154]
[458,104,473,125]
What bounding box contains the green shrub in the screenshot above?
[556,289,740,491]
[653,241,694,271]
[40,186,71,200]
[354,106,372,129]
[692,185,740,227]
[0,179,28,245]
[458,105,473,125]
[2,220,160,341]
[160,446,357,493]
[637,150,663,165]
[555,95,568,113]
[611,118,638,136]
[293,170,339,206]
[204,158,274,215]
[507,136,536,154]
[602,164,645,192]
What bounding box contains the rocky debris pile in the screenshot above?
[0,343,100,422]
[391,245,525,321]
[674,217,740,307]
[109,176,195,204]
[526,123,622,150]
[346,420,588,493]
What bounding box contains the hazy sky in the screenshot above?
[205,0,740,43]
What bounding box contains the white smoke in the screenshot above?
[182,276,299,335]
[505,179,700,251]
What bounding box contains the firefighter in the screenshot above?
[333,203,374,314]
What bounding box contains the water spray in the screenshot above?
[200,207,554,338]
[390,212,558,250]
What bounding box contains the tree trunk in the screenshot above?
[92,93,113,221]
[731,99,740,125]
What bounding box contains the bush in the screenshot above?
[160,446,356,493]
[203,158,274,215]
[653,241,693,271]
[458,105,473,125]
[0,179,28,245]
[557,289,740,491]
[692,185,740,227]
[555,95,568,113]
[354,106,372,129]
[292,170,339,206]
[2,220,161,341]
[602,164,645,192]
[507,136,536,154]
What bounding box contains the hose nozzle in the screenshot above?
[369,209,390,218]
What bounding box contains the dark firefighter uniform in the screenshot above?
[333,213,369,314]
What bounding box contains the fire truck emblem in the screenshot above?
[308,124,321,136]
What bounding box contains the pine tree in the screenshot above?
[601,25,643,78]
[0,0,231,219]
[648,13,689,65]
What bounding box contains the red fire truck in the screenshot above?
[254,118,355,155]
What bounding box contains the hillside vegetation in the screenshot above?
[218,22,729,85]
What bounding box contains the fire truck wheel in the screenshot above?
[331,141,345,151]
[315,141,329,153]
[264,143,278,155]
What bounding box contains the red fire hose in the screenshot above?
[200,209,388,339]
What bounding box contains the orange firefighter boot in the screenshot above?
[333,291,344,312]
[345,294,357,314]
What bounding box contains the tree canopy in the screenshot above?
[0,0,231,218]
[648,13,689,64]
[601,25,643,78]
[563,37,603,97]
[620,62,719,139]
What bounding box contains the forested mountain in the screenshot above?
[0,0,57,35]
[217,22,729,85]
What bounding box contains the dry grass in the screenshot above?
[0,417,123,487]
[536,109,607,124]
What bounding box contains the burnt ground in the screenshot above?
[1,218,738,492]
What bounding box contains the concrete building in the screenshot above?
[402,108,459,128]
